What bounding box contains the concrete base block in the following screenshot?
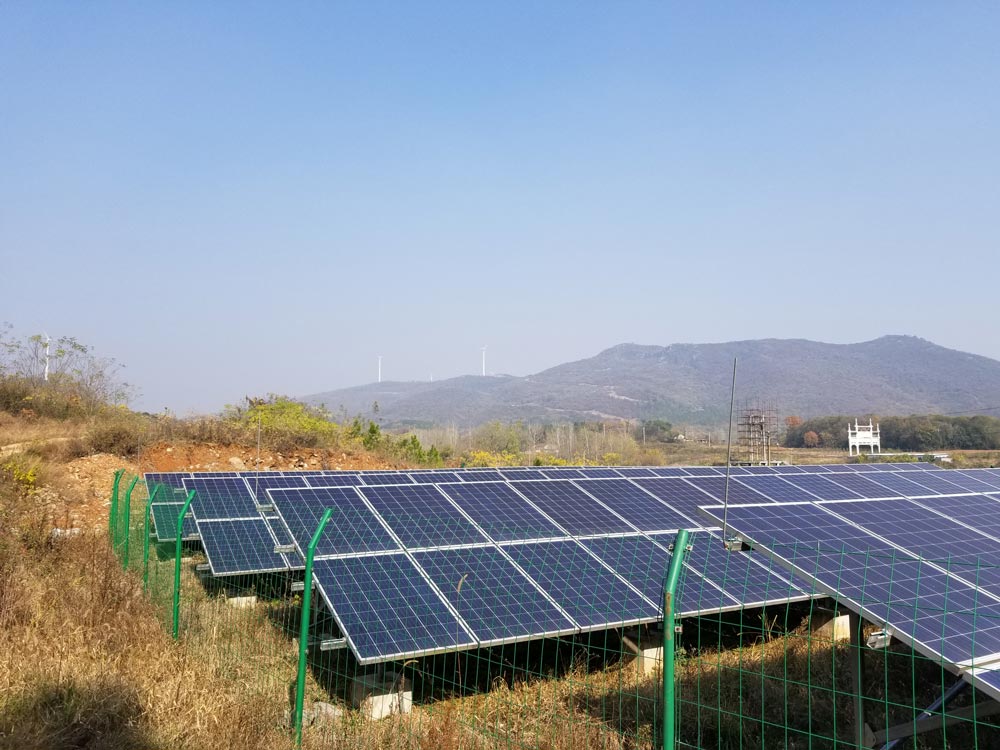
[351,671,412,719]
[635,645,663,677]
[812,612,850,642]
[227,594,257,609]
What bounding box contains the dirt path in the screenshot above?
[0,436,73,458]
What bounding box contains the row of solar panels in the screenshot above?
[704,487,1000,703]
[143,463,1000,664]
[144,460,937,492]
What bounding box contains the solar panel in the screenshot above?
[885,471,969,496]
[412,546,576,643]
[582,533,737,613]
[576,468,624,479]
[770,464,807,474]
[498,468,547,480]
[510,480,636,536]
[782,474,864,500]
[923,471,996,493]
[572,478,694,531]
[144,472,191,492]
[360,484,489,548]
[312,553,477,663]
[955,470,1000,492]
[734,475,815,503]
[681,476,774,504]
[359,472,415,485]
[435,482,565,541]
[862,472,947,498]
[151,502,198,541]
[504,540,660,628]
[741,466,778,475]
[823,473,900,499]
[913,494,1000,538]
[267,486,399,558]
[650,467,692,477]
[458,469,506,482]
[305,473,364,487]
[241,474,310,501]
[614,467,658,478]
[633,478,717,521]
[699,501,1000,667]
[197,518,289,576]
[539,468,584,479]
[407,471,463,484]
[183,477,259,520]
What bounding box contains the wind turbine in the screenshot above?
[481,345,487,377]
[377,355,382,384]
[43,331,51,382]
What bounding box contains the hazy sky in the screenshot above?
[2,3,998,414]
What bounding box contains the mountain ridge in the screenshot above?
[304,336,1000,427]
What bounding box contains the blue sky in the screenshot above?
[2,3,997,413]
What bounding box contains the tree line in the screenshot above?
[784,414,1000,451]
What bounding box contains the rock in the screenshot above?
[228,456,248,470]
[311,702,344,725]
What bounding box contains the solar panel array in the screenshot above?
[698,468,1000,702]
[139,461,1000,666]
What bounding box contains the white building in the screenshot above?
[848,419,881,456]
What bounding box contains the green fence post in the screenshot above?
[662,528,691,750]
[143,485,160,592]
[172,490,196,640]
[108,469,124,543]
[295,507,333,747]
[121,475,139,568]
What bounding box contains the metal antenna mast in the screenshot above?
[721,357,739,550]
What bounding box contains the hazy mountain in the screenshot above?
[303,336,1000,428]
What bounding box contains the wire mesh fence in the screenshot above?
[106,471,1000,749]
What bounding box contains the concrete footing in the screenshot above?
[226,594,258,609]
[622,629,663,677]
[812,611,850,642]
[351,671,412,719]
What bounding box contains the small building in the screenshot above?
[848,418,880,456]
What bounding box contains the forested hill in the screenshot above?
[303,336,1000,428]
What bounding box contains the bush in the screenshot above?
[85,414,146,456]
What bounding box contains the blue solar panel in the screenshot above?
[633,478,717,521]
[505,540,660,627]
[576,468,624,479]
[572,478,693,531]
[198,518,288,576]
[735,476,815,503]
[459,469,506,482]
[741,466,778,475]
[582,534,737,613]
[922,471,994,493]
[823,498,1000,594]
[267,486,399,558]
[954,470,1000,492]
[863,472,947,498]
[888,471,968,495]
[305,473,363,487]
[359,472,414,485]
[824,474,900,498]
[700,501,1000,666]
[498,468,547,480]
[412,546,575,643]
[770,465,807,474]
[782,474,864,500]
[540,468,584,479]
[651,467,692,477]
[241,474,309,501]
[360,484,489,548]
[510,480,636,536]
[184,477,259,520]
[913,494,1000,538]
[845,463,880,472]
[144,472,190,491]
[676,531,810,607]
[436,482,565,541]
[614,467,658,477]
[819,464,855,473]
[681,476,774,504]
[312,553,476,663]
[408,471,463,484]
[151,502,198,541]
